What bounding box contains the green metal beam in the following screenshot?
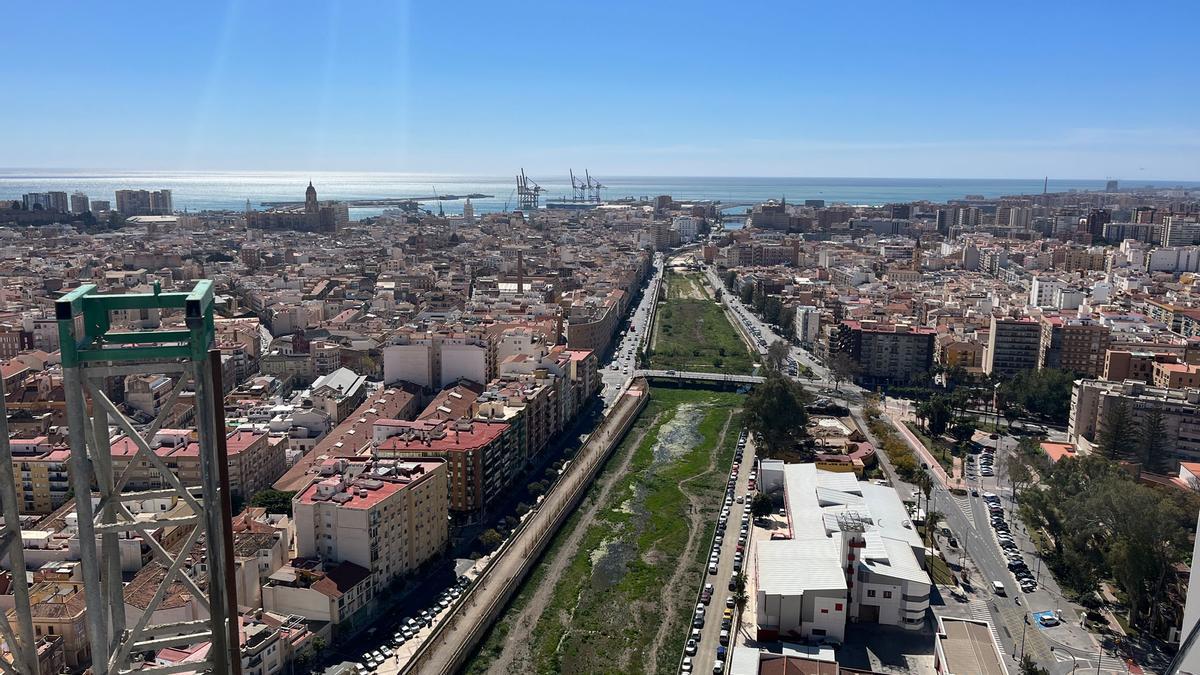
[56,282,216,368]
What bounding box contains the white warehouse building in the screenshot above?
[753,462,931,644]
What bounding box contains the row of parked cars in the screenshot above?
[684,429,753,675]
[985,493,1038,595]
[352,575,473,673]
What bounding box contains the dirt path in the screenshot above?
[646,410,735,669]
[484,412,666,675]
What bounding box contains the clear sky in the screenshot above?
[4,0,1199,179]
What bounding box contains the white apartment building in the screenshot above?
[1029,276,1063,308]
[383,332,493,389]
[673,216,699,242]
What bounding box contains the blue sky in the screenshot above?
[4,0,1199,179]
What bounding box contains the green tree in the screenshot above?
[1002,401,1023,430]
[1138,407,1170,473]
[1019,654,1049,675]
[249,488,297,516]
[778,306,796,340]
[998,368,1077,424]
[479,528,504,552]
[828,352,859,391]
[765,340,789,373]
[1097,399,1136,460]
[950,420,975,451]
[744,373,811,457]
[738,284,754,304]
[723,270,738,291]
[750,493,774,519]
[733,588,748,629]
[731,572,747,595]
[926,395,953,437]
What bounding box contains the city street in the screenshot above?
[600,254,663,408]
[688,434,758,675]
[878,412,1128,675]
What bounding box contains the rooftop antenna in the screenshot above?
[1043,176,1048,194]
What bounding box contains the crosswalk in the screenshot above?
[952,492,975,527]
[1051,647,1130,674]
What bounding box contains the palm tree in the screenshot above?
[733,589,749,633]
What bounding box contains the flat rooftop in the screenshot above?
[937,618,1008,675]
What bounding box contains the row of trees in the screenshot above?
[863,396,925,482]
[1096,400,1172,473]
[1017,453,1199,635]
[722,271,796,341]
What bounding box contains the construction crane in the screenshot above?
[503,189,515,213]
[516,168,544,211]
[433,186,444,217]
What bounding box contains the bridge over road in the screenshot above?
[635,368,763,385]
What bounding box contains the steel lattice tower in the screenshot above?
[44,281,241,675]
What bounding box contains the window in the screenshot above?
[867,589,876,598]
[834,603,843,611]
[883,591,892,599]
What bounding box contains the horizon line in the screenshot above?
[1,167,1198,184]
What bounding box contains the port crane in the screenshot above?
[585,170,605,202]
[516,168,544,210]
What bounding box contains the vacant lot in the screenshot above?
[466,388,743,675]
[650,295,755,374]
[666,270,709,300]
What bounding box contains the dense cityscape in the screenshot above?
[0,176,1199,675]
[4,1,1200,674]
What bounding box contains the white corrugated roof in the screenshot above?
[816,486,865,508]
[861,536,931,586]
[756,537,846,596]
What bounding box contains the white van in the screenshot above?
[992,581,1006,596]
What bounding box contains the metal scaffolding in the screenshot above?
[49,281,239,675]
[1,375,40,675]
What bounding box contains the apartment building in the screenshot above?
[1038,316,1110,376]
[1105,350,1179,383]
[830,320,935,387]
[1069,379,1200,464]
[375,418,517,516]
[984,317,1041,377]
[20,579,90,669]
[382,330,495,390]
[935,334,984,373]
[8,439,70,514]
[109,429,285,500]
[293,459,448,590]
[124,373,174,418]
[308,367,367,423]
[1153,362,1200,389]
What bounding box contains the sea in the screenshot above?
[2,170,1198,221]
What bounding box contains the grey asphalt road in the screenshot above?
[690,435,756,675]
